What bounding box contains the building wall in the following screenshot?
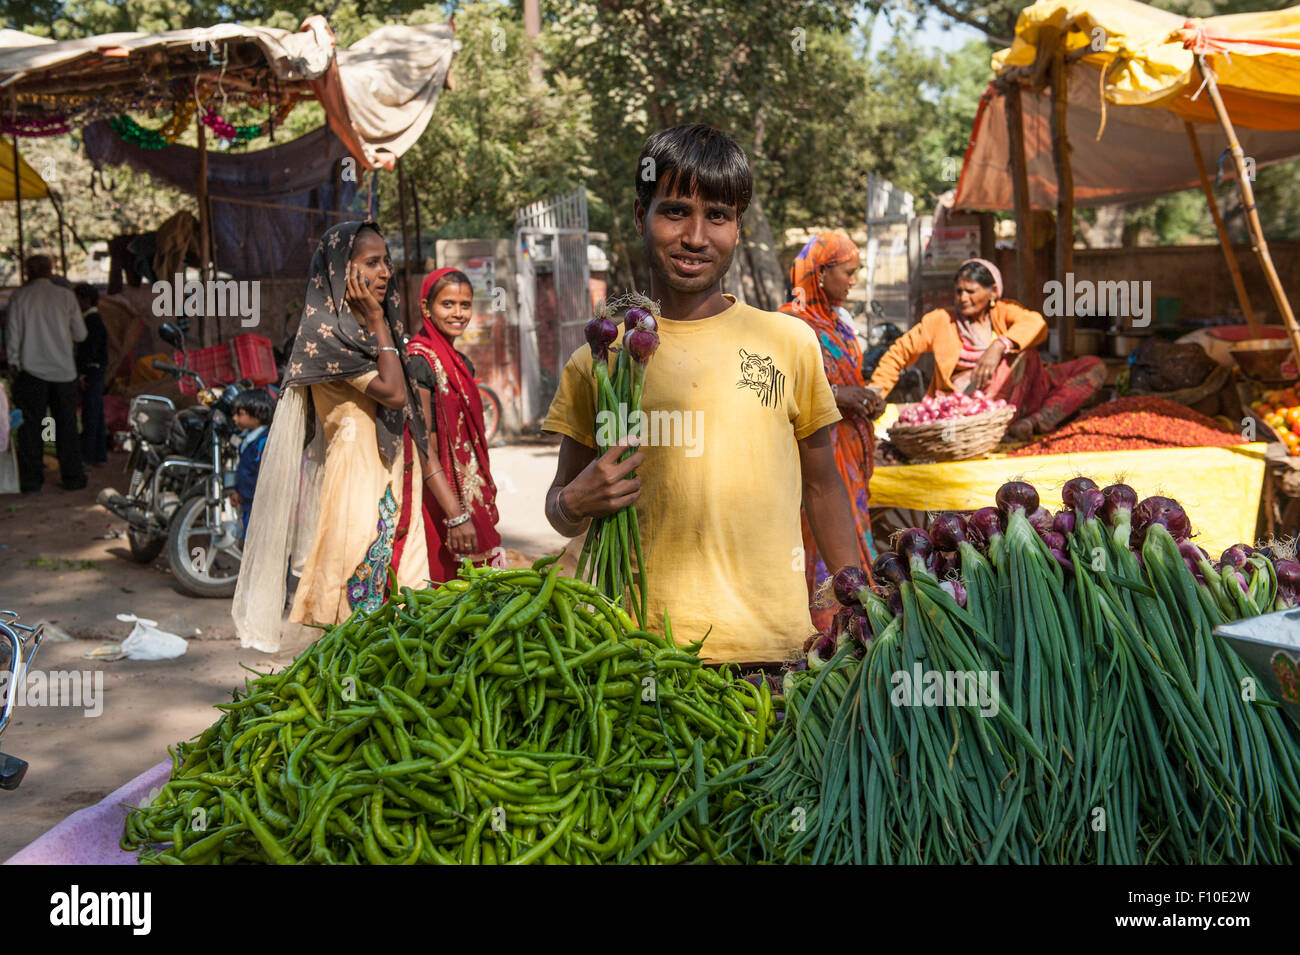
[534,269,608,398]
[432,239,520,434]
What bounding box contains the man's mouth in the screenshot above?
[670,252,712,275]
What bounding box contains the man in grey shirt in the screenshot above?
[5,255,87,492]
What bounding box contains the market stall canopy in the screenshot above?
[0,135,50,200]
[955,0,1300,210]
[0,16,457,170]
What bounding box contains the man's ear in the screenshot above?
[633,198,647,238]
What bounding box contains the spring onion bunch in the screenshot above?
[630,479,1300,864]
[576,294,661,629]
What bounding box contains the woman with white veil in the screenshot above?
[232,221,433,651]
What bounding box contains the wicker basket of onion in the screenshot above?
[887,390,1015,462]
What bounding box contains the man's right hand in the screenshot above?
[561,440,645,519]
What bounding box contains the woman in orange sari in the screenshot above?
[779,232,878,633]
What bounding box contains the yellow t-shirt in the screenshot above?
[543,296,840,663]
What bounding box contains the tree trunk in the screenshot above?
[738,194,787,311]
[1075,204,1127,248]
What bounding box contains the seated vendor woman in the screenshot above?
[864,259,1106,441]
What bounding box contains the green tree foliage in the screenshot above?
[387,2,595,249]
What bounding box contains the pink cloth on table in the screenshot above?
[3,760,170,865]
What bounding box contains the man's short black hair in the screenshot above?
[25,255,52,279]
[74,283,98,307]
[635,124,752,215]
[233,388,275,427]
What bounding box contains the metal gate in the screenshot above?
[514,187,590,423]
[865,174,916,325]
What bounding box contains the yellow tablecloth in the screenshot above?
[869,444,1269,554]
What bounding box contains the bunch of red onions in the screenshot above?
[820,477,1298,636]
[897,389,1010,426]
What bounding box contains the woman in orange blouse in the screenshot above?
[865,259,1105,441]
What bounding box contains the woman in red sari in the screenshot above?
[779,232,878,633]
[406,268,502,580]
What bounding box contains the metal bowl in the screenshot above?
[1229,339,1298,383]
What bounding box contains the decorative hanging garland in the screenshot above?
[108,96,297,149]
[109,97,197,149]
[0,114,71,137]
[201,97,297,147]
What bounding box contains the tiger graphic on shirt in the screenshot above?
[736,348,786,408]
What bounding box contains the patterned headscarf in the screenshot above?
[283,220,426,464]
[783,231,860,322]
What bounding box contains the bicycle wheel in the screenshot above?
[478,384,502,444]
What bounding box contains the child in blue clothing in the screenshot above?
[230,389,275,538]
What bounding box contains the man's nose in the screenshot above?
[681,214,709,250]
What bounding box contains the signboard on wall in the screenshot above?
[460,256,495,345]
[923,225,981,273]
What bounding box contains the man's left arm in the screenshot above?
[797,425,861,574]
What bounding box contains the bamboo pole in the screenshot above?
[196,113,213,346]
[55,195,66,276]
[1196,55,1300,368]
[1050,47,1074,360]
[13,137,24,283]
[1004,83,1035,306]
[1184,121,1260,336]
[411,176,423,274]
[396,157,413,332]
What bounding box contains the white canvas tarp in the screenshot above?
[0,16,457,170]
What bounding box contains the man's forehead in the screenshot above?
[652,184,737,211]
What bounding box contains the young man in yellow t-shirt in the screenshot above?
[542,124,860,664]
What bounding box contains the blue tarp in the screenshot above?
[83,123,374,280]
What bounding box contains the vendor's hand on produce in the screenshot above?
[345,263,384,330]
[970,339,1005,392]
[447,521,477,558]
[564,439,644,518]
[835,385,876,417]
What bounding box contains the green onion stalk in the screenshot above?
[576,294,660,629]
[630,478,1300,865]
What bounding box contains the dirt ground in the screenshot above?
[0,439,574,859]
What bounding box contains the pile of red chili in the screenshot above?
[1010,395,1246,456]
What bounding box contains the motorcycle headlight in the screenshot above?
[199,388,218,406]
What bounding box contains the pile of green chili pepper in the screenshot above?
[122,559,776,864]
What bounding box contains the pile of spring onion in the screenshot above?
[123,560,775,864]
[630,479,1300,865]
[577,295,661,628]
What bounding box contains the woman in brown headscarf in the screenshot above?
[233,221,431,651]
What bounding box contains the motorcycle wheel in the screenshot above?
[166,493,242,598]
[127,527,165,564]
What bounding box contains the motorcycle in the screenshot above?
[0,610,44,790]
[97,322,246,598]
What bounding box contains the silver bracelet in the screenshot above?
[443,510,471,529]
[377,346,399,355]
[555,487,584,525]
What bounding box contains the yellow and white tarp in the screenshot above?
[955,0,1300,210]
[869,442,1269,555]
[0,136,49,202]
